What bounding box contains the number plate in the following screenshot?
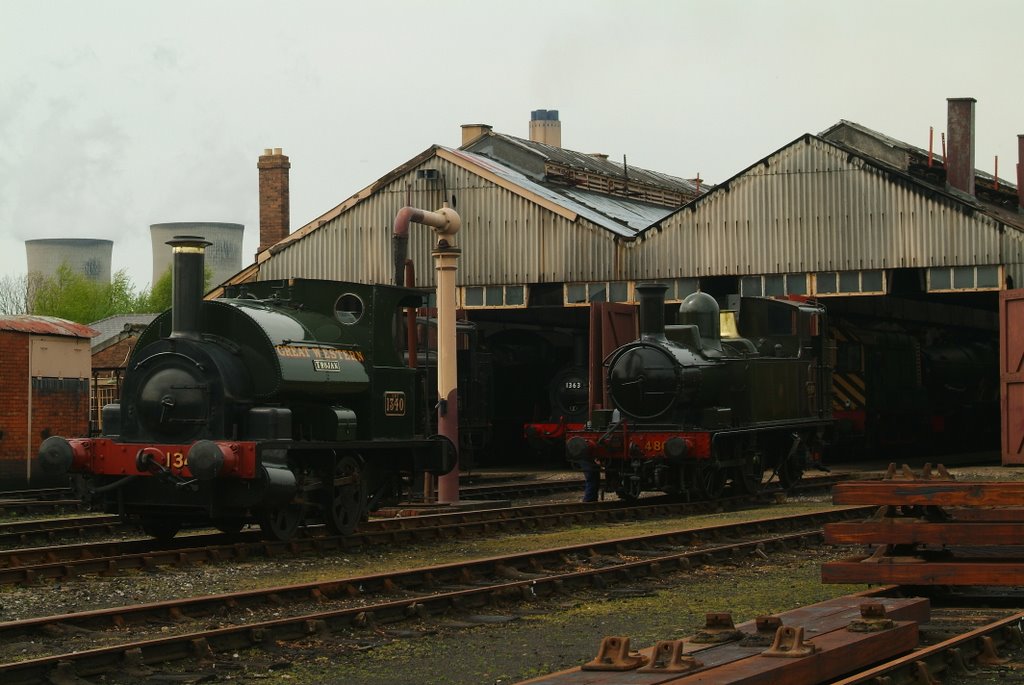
[384,391,406,416]
[313,359,341,372]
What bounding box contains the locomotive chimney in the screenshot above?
[167,236,212,339]
[636,282,668,339]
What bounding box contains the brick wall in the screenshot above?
[93,336,138,369]
[0,331,91,488]
[258,149,290,255]
[0,331,29,487]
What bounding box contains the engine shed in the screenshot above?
[220,100,1020,465]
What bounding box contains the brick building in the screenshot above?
[0,316,95,488]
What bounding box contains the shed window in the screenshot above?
[609,282,629,302]
[741,276,763,297]
[814,270,885,296]
[461,285,528,308]
[786,273,807,295]
[953,267,974,289]
[565,284,586,304]
[764,274,785,296]
[927,265,1002,292]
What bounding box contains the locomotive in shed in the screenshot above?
[38,237,455,540]
[522,364,589,458]
[566,283,832,500]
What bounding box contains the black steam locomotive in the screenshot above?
[522,364,589,457]
[566,283,832,500]
[38,237,454,540]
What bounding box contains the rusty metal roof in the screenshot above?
[478,132,703,196]
[0,316,97,338]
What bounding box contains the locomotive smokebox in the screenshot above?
[167,236,212,339]
[636,282,669,339]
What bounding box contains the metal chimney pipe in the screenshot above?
[946,97,976,196]
[635,282,668,338]
[167,236,211,339]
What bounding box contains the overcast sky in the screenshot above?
[2,0,1021,289]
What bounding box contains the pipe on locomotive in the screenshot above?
[167,235,213,339]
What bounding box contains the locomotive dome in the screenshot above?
[679,291,721,347]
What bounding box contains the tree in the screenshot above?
[142,267,173,312]
[0,273,32,315]
[30,265,153,323]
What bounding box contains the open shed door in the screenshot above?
[1000,289,1024,464]
[588,302,637,413]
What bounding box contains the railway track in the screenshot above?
[0,478,587,521]
[0,507,865,684]
[0,473,848,550]
[0,490,859,586]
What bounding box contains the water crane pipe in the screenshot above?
[392,205,461,286]
[391,204,463,503]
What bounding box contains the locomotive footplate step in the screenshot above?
[373,499,511,517]
[515,596,929,684]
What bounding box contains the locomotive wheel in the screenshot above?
[734,459,764,495]
[607,470,639,501]
[140,517,181,541]
[323,455,364,536]
[259,505,304,541]
[693,462,726,500]
[779,455,805,489]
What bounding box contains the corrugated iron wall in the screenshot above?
[631,137,1024,281]
[259,155,623,287]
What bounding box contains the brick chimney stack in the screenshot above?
[946,98,976,196]
[258,148,290,255]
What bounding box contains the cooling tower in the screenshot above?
[25,238,114,283]
[150,222,244,288]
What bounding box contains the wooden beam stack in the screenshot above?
[823,464,1024,586]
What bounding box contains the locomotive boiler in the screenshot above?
[566,282,832,500]
[38,237,454,540]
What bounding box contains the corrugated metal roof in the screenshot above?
[444,147,645,237]
[486,133,702,195]
[559,188,676,231]
[646,130,1024,238]
[0,316,97,338]
[821,120,1019,204]
[632,132,1024,283]
[88,313,159,350]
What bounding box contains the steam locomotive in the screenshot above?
[565,283,832,500]
[522,365,588,457]
[38,237,455,540]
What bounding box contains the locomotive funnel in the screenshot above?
[636,282,669,338]
[167,236,212,339]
